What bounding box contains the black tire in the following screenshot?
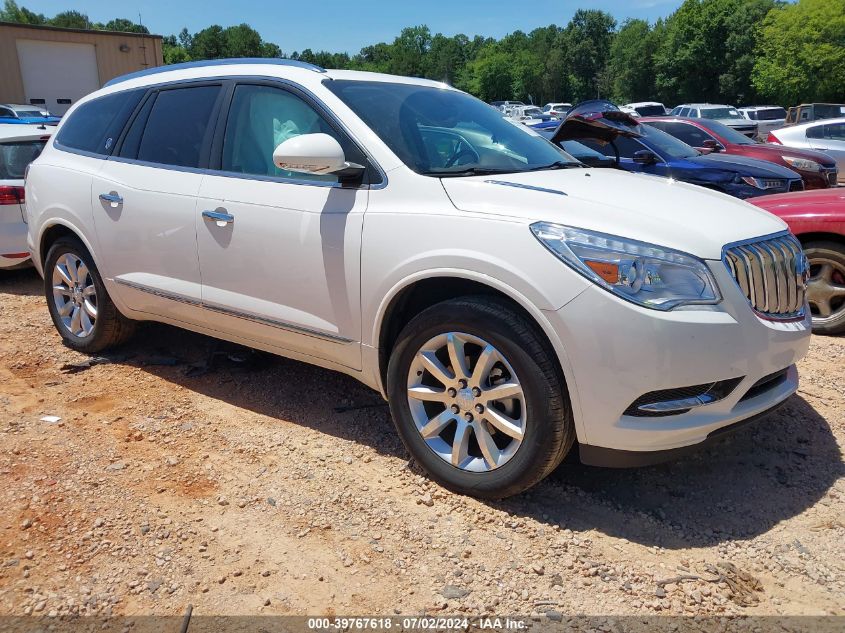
[44,236,135,352]
[803,241,845,336]
[386,296,575,499]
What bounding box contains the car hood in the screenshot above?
[751,189,845,217]
[686,153,800,179]
[440,168,787,260]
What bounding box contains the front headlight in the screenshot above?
[781,156,822,172]
[530,223,721,311]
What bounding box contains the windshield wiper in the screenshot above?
[426,167,521,178]
[525,160,583,171]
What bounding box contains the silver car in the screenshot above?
[769,118,845,184]
[670,103,758,138]
[738,106,787,141]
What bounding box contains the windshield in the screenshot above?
[749,107,786,121]
[695,119,755,145]
[634,105,666,117]
[699,107,742,120]
[15,110,46,118]
[640,125,700,159]
[523,108,542,117]
[0,140,46,179]
[325,80,579,176]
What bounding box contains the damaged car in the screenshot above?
[538,100,805,199]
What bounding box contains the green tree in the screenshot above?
[222,23,263,57]
[49,9,89,29]
[189,25,225,59]
[388,25,432,76]
[607,19,659,103]
[162,35,191,64]
[562,9,617,101]
[0,0,46,24]
[100,18,149,34]
[753,0,845,104]
[653,0,780,105]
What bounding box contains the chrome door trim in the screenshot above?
[115,278,353,344]
[202,301,354,344]
[115,278,201,307]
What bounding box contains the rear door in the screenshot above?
[808,122,845,181]
[91,83,224,323]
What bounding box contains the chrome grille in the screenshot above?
[724,233,808,319]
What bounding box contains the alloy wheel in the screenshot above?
[406,332,526,472]
[52,252,97,338]
[807,258,845,324]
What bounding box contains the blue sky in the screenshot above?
[24,0,685,53]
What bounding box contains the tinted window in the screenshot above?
[700,107,743,120]
[0,141,46,179]
[693,119,755,145]
[648,121,712,147]
[754,108,787,121]
[806,124,824,139]
[0,107,13,117]
[56,90,143,155]
[136,85,221,168]
[326,80,578,176]
[634,105,666,116]
[221,84,366,183]
[822,123,845,140]
[581,136,644,159]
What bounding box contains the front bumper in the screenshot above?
[544,259,812,457]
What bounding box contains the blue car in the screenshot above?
[0,104,61,126]
[533,101,804,199]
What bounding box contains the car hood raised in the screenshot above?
[441,168,787,260]
[686,153,801,179]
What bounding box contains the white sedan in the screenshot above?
[768,117,845,184]
[1,124,50,269]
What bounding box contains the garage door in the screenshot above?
[16,39,100,115]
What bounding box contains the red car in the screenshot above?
[751,189,845,335]
[642,116,839,190]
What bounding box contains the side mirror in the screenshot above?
[701,139,723,152]
[272,133,364,180]
[632,149,659,165]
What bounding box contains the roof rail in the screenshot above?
[103,57,326,88]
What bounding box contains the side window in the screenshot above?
[822,123,845,140]
[658,122,711,147]
[800,110,810,121]
[806,124,824,139]
[580,137,643,159]
[55,89,143,155]
[0,107,13,117]
[135,85,221,168]
[221,84,366,183]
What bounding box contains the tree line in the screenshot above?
[2,0,843,107]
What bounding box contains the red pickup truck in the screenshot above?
[751,189,845,335]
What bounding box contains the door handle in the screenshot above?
[202,209,234,226]
[99,192,123,207]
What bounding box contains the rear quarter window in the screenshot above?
[55,89,144,155]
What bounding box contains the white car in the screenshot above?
[623,102,668,117]
[25,60,812,498]
[738,106,787,141]
[768,118,845,184]
[541,102,572,119]
[671,103,758,138]
[1,124,50,269]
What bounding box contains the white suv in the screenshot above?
[25,59,812,498]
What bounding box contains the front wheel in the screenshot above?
[387,296,575,499]
[804,241,845,335]
[44,236,136,352]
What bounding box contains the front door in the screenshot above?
[196,83,371,370]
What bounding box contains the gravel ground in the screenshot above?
[1,268,844,621]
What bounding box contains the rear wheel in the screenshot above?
[44,236,135,352]
[804,241,845,335]
[387,296,575,499]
